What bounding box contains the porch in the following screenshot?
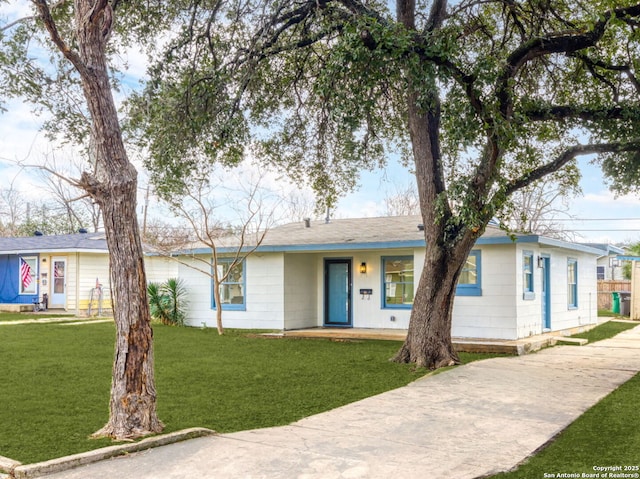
[279,319,614,355]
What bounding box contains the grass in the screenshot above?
[597,309,636,318]
[488,321,640,479]
[0,322,503,464]
[570,320,637,343]
[0,312,75,321]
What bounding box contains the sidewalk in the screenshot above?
[16,324,640,479]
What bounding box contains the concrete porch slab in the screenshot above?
[279,321,612,355]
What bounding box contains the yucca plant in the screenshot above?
[147,278,188,326]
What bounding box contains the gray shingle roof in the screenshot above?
[0,232,109,254]
[164,215,610,256]
[183,215,518,253]
[261,215,428,247]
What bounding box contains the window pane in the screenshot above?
[568,260,578,307]
[459,256,477,285]
[383,257,414,307]
[19,257,37,294]
[214,259,245,308]
[523,254,533,293]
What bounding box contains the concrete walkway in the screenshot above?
[14,324,640,479]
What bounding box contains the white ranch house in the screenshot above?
[176,215,605,340]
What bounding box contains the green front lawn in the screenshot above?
[0,312,76,321]
[571,320,637,343]
[0,322,501,464]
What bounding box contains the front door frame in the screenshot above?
[323,258,353,327]
[50,257,67,308]
[541,255,551,330]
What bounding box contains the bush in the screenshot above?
[148,278,188,326]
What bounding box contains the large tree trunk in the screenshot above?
[67,0,163,439]
[392,238,476,369]
[391,0,480,369]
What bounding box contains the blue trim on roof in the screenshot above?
[180,233,604,256]
[584,243,625,255]
[475,234,606,255]
[617,255,640,261]
[186,240,427,255]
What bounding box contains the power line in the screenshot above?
[569,228,640,233]
[537,218,640,222]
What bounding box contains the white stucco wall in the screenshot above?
[181,253,286,330]
[145,255,179,284]
[177,241,600,340]
[283,253,318,330]
[451,244,518,340]
[512,244,598,338]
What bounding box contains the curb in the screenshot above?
[10,427,216,479]
[0,456,21,475]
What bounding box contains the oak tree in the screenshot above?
[135,0,640,369]
[0,1,167,437]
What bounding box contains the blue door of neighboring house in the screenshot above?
[324,259,352,327]
[541,256,551,330]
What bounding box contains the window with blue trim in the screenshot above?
[523,251,535,300]
[382,256,414,308]
[456,250,482,296]
[212,258,245,310]
[567,258,578,309]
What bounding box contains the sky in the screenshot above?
[2,89,640,246]
[1,5,639,246]
[0,86,640,244]
[330,155,640,245]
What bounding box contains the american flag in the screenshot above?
[20,258,32,289]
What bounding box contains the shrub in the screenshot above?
[147,278,188,326]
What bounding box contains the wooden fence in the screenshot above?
[598,280,631,310]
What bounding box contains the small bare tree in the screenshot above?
[36,153,103,232]
[499,178,580,241]
[382,182,420,217]
[158,168,277,334]
[143,218,196,249]
[282,189,321,224]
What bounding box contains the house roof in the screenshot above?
[0,232,109,255]
[183,215,607,255]
[582,243,625,256]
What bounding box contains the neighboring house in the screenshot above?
[583,243,626,281]
[176,215,605,340]
[0,231,176,314]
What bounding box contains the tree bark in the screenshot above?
[392,0,481,369]
[392,235,477,368]
[35,0,164,439]
[212,256,225,335]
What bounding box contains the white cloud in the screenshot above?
[582,189,640,206]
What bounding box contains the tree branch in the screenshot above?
[22,162,84,189]
[504,141,640,195]
[523,104,640,122]
[1,0,68,32]
[496,3,640,118]
[32,0,88,77]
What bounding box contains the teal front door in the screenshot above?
[324,259,352,327]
